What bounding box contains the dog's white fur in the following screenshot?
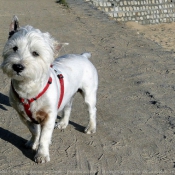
[1,16,98,163]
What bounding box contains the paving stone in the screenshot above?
[89,0,175,24]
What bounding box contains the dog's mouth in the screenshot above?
[16,72,22,76]
[9,70,24,81]
[13,71,22,77]
[13,70,21,76]
[12,71,25,81]
[13,72,22,79]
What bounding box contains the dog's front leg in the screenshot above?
[34,111,56,163]
[25,122,41,151]
[18,113,41,151]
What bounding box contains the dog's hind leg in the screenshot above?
[56,97,74,130]
[83,89,97,134]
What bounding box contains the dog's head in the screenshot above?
[1,16,68,81]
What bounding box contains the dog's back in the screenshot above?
[53,53,98,90]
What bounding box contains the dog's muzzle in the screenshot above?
[12,64,25,74]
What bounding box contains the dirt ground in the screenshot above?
[126,21,175,53]
[1,0,175,174]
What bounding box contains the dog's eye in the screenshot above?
[13,46,18,52]
[32,51,39,57]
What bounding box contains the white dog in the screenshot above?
[1,16,98,163]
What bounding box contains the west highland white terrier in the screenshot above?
[1,16,98,163]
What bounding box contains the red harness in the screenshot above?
[11,74,64,124]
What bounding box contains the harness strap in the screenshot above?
[57,74,64,108]
[11,77,52,124]
[11,72,64,124]
[25,77,52,104]
[20,99,39,124]
[51,65,64,108]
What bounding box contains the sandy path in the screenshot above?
[0,0,175,174]
[127,21,175,53]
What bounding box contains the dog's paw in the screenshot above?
[84,125,96,134]
[34,153,50,163]
[55,120,68,130]
[25,140,38,151]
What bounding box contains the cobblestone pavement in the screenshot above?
[86,0,175,24]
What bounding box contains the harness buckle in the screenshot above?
[57,74,64,79]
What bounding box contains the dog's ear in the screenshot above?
[54,42,69,57]
[9,15,19,32]
[54,42,69,52]
[8,15,19,39]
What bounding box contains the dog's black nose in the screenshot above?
[12,64,25,73]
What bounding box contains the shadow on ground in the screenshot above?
[56,116,85,133]
[0,93,11,110]
[0,127,34,161]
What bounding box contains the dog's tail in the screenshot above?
[81,52,91,59]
